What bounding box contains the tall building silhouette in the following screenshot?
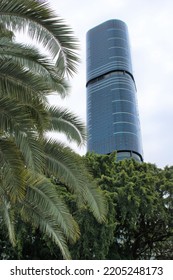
[86,19,143,161]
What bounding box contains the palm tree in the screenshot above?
[0,1,107,259]
[0,0,79,77]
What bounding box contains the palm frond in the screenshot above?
[0,89,50,134]
[0,0,80,77]
[44,139,85,190]
[0,197,16,246]
[0,95,35,133]
[0,39,55,75]
[0,59,55,100]
[25,173,80,241]
[20,173,80,259]
[41,221,72,260]
[48,106,86,146]
[0,96,46,172]
[15,131,45,173]
[0,138,26,201]
[21,205,72,259]
[83,183,107,223]
[0,22,14,40]
[44,139,107,222]
[0,40,70,98]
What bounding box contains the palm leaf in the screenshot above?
[15,131,45,173]
[0,96,46,172]
[0,95,35,133]
[82,183,107,223]
[0,197,16,246]
[44,139,107,222]
[21,206,72,259]
[0,39,69,97]
[0,0,80,77]
[48,106,86,146]
[0,138,26,201]
[20,173,80,259]
[0,59,55,100]
[26,173,80,241]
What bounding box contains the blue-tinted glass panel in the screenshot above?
[86,20,143,161]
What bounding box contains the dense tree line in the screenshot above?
[83,153,173,259]
[1,153,172,259]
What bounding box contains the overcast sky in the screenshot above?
[46,0,173,168]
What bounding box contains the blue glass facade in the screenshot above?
[86,20,143,161]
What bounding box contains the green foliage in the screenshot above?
[0,0,80,77]
[1,153,172,259]
[69,191,116,260]
[0,1,107,259]
[84,153,173,259]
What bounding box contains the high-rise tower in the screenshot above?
[86,19,143,161]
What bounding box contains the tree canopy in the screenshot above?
[1,153,172,260]
[82,153,173,259]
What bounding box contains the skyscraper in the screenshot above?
[86,19,143,161]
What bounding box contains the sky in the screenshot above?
[45,0,173,168]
